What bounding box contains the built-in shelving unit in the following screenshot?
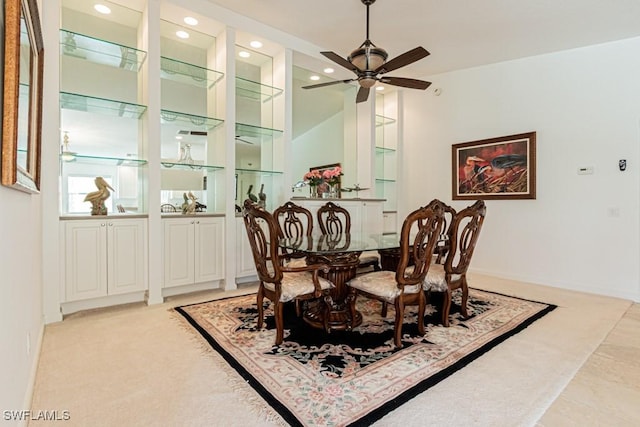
[234,45,284,211]
[375,93,399,232]
[59,1,148,215]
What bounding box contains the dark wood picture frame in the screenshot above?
[310,162,341,198]
[1,0,44,193]
[452,132,536,200]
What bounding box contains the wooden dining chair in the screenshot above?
[422,200,486,327]
[432,201,457,264]
[317,201,381,272]
[273,201,314,267]
[242,199,334,345]
[347,204,445,348]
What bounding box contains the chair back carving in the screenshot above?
[242,199,283,284]
[444,200,486,275]
[396,204,445,287]
[317,201,351,235]
[273,201,314,257]
[424,199,457,263]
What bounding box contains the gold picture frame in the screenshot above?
[1,0,44,193]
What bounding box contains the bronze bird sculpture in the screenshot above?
[84,176,114,215]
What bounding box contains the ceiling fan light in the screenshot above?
[359,77,377,88]
[349,45,388,71]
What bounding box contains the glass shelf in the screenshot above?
[376,146,396,154]
[236,77,283,102]
[160,110,224,130]
[59,30,147,71]
[375,178,396,183]
[160,57,224,89]
[160,162,224,171]
[60,92,147,119]
[60,154,148,166]
[235,122,283,139]
[376,114,397,126]
[236,168,283,175]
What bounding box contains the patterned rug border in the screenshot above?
[174,289,557,426]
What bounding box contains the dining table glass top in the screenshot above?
[278,232,401,255]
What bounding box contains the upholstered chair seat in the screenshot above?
[423,264,462,293]
[348,270,422,302]
[264,271,334,302]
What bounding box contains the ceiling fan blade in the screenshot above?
[374,46,430,74]
[302,79,354,90]
[321,51,359,72]
[356,86,370,103]
[382,76,432,90]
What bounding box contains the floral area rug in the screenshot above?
[174,289,556,426]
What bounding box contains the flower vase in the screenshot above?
[310,185,318,198]
[329,183,339,198]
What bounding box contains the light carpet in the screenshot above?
[175,289,556,426]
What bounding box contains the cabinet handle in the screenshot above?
[191,221,195,224]
[196,221,200,224]
[101,223,106,227]
[108,223,113,226]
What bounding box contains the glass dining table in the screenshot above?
[278,232,403,332]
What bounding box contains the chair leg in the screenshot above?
[381,301,388,317]
[417,292,426,336]
[442,288,452,327]
[460,279,469,319]
[393,299,405,348]
[274,301,284,345]
[257,285,265,329]
[295,299,302,317]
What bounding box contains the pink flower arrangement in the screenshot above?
[322,166,343,185]
[303,169,323,186]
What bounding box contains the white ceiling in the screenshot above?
[205,0,640,78]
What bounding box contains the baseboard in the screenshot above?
[21,321,45,426]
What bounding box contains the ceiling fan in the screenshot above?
[302,0,432,103]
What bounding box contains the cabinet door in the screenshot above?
[236,217,257,277]
[107,219,146,295]
[163,218,195,287]
[64,220,108,302]
[194,217,225,283]
[361,202,383,236]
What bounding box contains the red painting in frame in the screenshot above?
[452,132,536,200]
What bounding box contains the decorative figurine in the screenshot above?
[84,176,114,216]
[258,184,267,208]
[183,191,198,215]
[181,193,189,213]
[247,185,258,203]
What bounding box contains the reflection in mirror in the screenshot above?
[159,19,224,213]
[292,62,357,198]
[235,45,284,210]
[1,0,44,193]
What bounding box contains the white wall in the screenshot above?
[0,187,45,414]
[402,37,640,301]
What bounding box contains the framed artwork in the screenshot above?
[310,163,341,198]
[1,0,44,193]
[452,132,536,200]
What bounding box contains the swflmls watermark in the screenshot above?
[3,410,70,422]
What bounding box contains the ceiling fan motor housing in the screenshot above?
[348,43,388,72]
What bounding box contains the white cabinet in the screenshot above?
[62,218,147,302]
[292,199,384,235]
[163,216,225,288]
[235,216,258,279]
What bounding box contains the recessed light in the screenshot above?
[94,4,111,14]
[250,40,263,49]
[176,30,189,39]
[323,68,335,74]
[310,75,320,81]
[376,85,384,91]
[238,51,251,58]
[183,16,198,26]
